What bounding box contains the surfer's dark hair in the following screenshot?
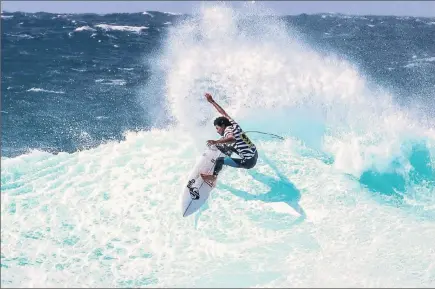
[214,116,231,127]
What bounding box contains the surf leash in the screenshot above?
[245,130,285,140]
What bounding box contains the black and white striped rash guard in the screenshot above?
[223,117,257,159]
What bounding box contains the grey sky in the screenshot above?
[1,1,435,17]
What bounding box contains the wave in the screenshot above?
[94,24,148,33]
[142,3,434,176]
[142,11,154,17]
[74,26,96,32]
[1,5,434,287]
[26,88,65,94]
[1,127,433,287]
[95,79,126,86]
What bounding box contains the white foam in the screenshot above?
[27,88,65,94]
[74,26,96,32]
[419,56,435,62]
[1,128,434,287]
[145,4,434,178]
[404,56,435,68]
[95,24,148,33]
[95,79,126,86]
[7,33,34,39]
[142,11,154,17]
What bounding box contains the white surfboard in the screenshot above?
[181,145,224,217]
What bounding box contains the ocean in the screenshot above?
[1,4,434,287]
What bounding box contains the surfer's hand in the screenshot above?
[205,93,214,103]
[207,140,217,146]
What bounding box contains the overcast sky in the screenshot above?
[2,1,435,17]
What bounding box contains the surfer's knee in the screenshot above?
[216,157,225,165]
[213,157,225,176]
[241,152,258,169]
[244,162,257,170]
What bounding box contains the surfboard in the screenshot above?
[181,145,225,217]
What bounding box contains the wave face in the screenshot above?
[1,5,435,288]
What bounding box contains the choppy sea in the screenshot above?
[1,4,434,287]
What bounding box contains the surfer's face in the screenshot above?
[215,125,225,136]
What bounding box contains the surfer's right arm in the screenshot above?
[205,93,231,119]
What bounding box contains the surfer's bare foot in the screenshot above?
[200,173,217,187]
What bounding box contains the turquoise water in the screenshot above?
[2,4,435,288]
[1,130,434,287]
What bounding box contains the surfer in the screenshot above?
[200,93,258,187]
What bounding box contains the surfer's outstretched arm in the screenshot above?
[205,93,231,119]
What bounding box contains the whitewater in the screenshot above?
[1,4,435,288]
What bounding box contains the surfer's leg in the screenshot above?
[202,157,241,179]
[223,157,242,168]
[201,157,243,186]
[237,151,259,170]
[245,151,258,169]
[213,157,240,176]
[201,157,224,185]
[200,157,222,186]
[200,157,242,187]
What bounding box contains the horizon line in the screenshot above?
[2,9,434,19]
